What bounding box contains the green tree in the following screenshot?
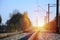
[6,10,32,32]
[0,15,2,24]
[6,12,23,32]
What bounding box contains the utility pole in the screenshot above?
[44,16,47,24]
[35,0,39,27]
[47,0,60,33]
[56,0,59,33]
[48,4,50,23]
[36,17,38,27]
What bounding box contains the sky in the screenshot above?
[59,0,60,13]
[0,0,57,26]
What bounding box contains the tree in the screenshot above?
[0,15,2,24]
[22,12,32,30]
[6,12,23,32]
[6,10,32,32]
[44,17,59,33]
[58,14,60,33]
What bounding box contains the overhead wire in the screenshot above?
[36,0,47,13]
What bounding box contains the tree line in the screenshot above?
[0,10,32,33]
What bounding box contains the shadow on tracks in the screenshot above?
[18,32,34,40]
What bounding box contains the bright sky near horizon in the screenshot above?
[0,0,57,26]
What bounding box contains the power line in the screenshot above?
[35,0,47,13]
[38,5,47,12]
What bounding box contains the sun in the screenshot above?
[38,21,44,27]
[32,20,45,27]
[32,20,45,31]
